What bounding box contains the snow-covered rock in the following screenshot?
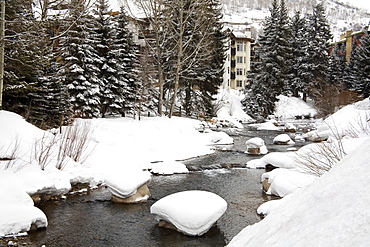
[253,121,279,131]
[246,152,295,169]
[261,168,316,197]
[245,137,268,155]
[150,190,227,236]
[304,124,331,142]
[204,129,234,145]
[273,134,295,145]
[148,160,189,175]
[104,169,152,202]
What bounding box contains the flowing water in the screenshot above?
[23,122,313,247]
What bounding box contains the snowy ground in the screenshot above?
[1,91,370,246]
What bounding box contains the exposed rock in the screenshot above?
[262,178,271,192]
[111,184,150,204]
[247,147,260,155]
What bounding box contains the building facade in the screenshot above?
[222,29,254,90]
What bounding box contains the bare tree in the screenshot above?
[125,0,167,116]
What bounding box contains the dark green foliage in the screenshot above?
[242,0,292,119]
[2,0,49,117]
[348,32,370,97]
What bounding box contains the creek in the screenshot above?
[24,121,313,247]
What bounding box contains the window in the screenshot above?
[237,68,243,75]
[236,80,243,87]
[236,56,243,63]
[237,41,243,51]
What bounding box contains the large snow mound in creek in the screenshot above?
[104,169,152,198]
[150,190,227,236]
[227,138,370,247]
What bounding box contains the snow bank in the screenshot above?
[228,138,370,247]
[150,190,227,236]
[306,97,370,140]
[0,172,47,237]
[214,89,254,127]
[275,95,317,119]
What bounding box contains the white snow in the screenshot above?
[273,134,295,145]
[228,138,370,247]
[275,95,317,119]
[245,137,268,155]
[104,169,152,198]
[261,168,316,198]
[0,171,47,236]
[150,190,227,236]
[214,89,254,127]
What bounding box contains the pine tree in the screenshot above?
[290,11,310,100]
[61,0,102,118]
[328,43,346,88]
[242,0,292,119]
[3,0,49,117]
[305,3,332,97]
[109,8,139,117]
[349,32,370,97]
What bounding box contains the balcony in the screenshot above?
[231,48,236,56]
[231,60,236,68]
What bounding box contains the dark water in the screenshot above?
[24,122,313,247]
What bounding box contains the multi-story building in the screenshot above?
[222,29,254,90]
[329,26,369,62]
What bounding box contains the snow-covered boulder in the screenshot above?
[261,168,316,197]
[105,169,152,203]
[284,123,297,132]
[273,134,295,145]
[253,121,279,131]
[150,190,227,236]
[246,152,295,169]
[245,137,268,155]
[204,129,234,145]
[304,125,330,142]
[111,184,151,204]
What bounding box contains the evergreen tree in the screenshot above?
[290,11,310,100]
[3,0,49,117]
[109,8,139,117]
[61,0,102,118]
[349,32,370,97]
[305,3,332,97]
[242,0,292,119]
[328,43,346,88]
